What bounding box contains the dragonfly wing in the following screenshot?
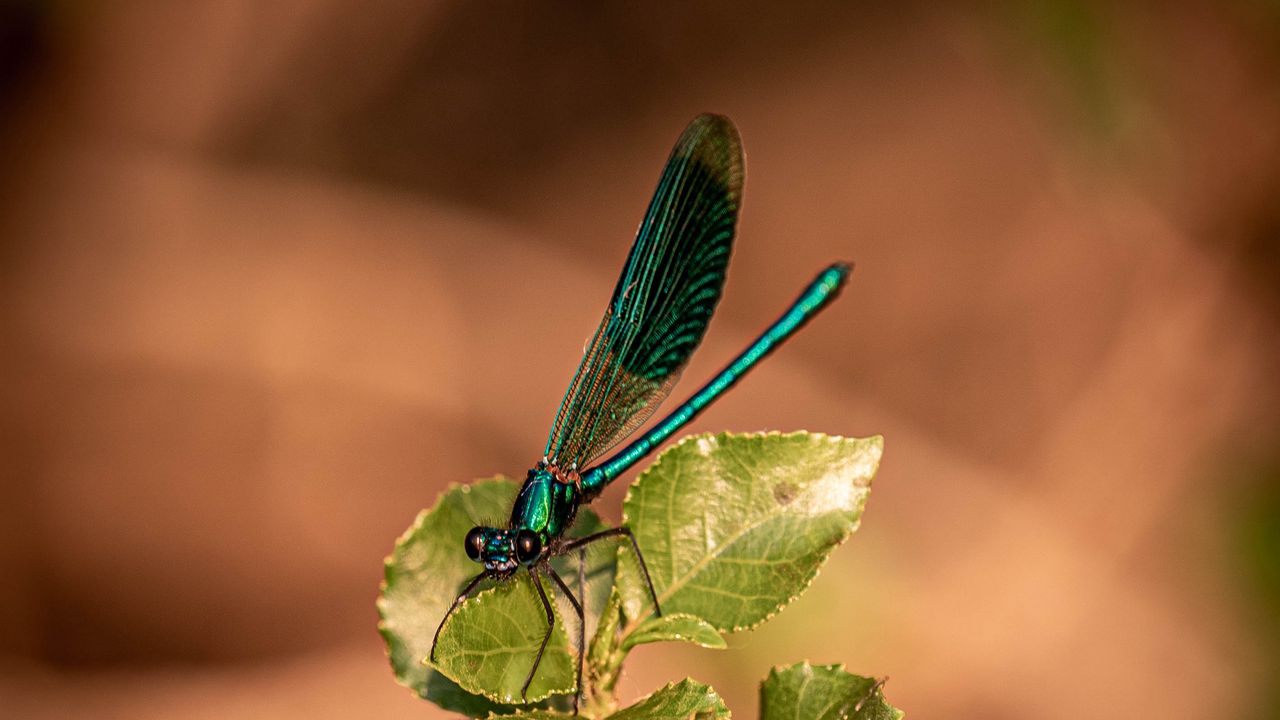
[545,114,743,469]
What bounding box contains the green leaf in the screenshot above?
[424,672,520,717]
[608,679,729,719]
[760,663,903,720]
[378,478,605,708]
[500,679,727,720]
[379,478,524,713]
[622,614,725,651]
[550,510,616,635]
[616,432,882,632]
[433,575,575,703]
[587,587,624,684]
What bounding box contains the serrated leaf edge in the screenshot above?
[377,476,513,620]
[622,613,727,651]
[614,677,728,718]
[376,475,515,698]
[429,576,575,704]
[763,661,898,719]
[619,431,884,634]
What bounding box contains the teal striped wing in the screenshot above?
[545,114,743,469]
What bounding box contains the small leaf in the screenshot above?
[433,576,575,703]
[502,678,729,719]
[760,663,903,720]
[622,614,726,651]
[617,432,882,631]
[379,478,527,712]
[379,478,605,708]
[607,679,729,719]
[588,587,624,680]
[425,672,521,717]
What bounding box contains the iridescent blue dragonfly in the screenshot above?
[430,114,850,712]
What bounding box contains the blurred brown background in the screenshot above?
[2,2,1279,718]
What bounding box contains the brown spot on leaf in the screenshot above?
[773,480,797,505]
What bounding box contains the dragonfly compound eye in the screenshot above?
[514,530,542,564]
[464,527,486,562]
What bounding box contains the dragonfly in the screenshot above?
[429,114,851,712]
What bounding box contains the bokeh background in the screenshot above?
[2,2,1279,718]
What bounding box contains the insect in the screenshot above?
[430,114,851,712]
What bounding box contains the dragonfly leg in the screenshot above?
[546,565,584,714]
[523,567,556,701]
[560,527,662,617]
[430,570,489,663]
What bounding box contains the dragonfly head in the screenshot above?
[465,526,544,572]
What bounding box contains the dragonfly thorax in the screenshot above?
[463,466,582,572]
[509,465,581,540]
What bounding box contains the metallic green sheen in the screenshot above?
[499,117,850,564]
[545,114,743,470]
[510,467,580,539]
[582,263,851,494]
[446,116,854,705]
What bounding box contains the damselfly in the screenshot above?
[430,114,851,712]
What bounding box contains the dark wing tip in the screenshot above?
[674,113,745,201]
[687,112,738,134]
[546,114,745,468]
